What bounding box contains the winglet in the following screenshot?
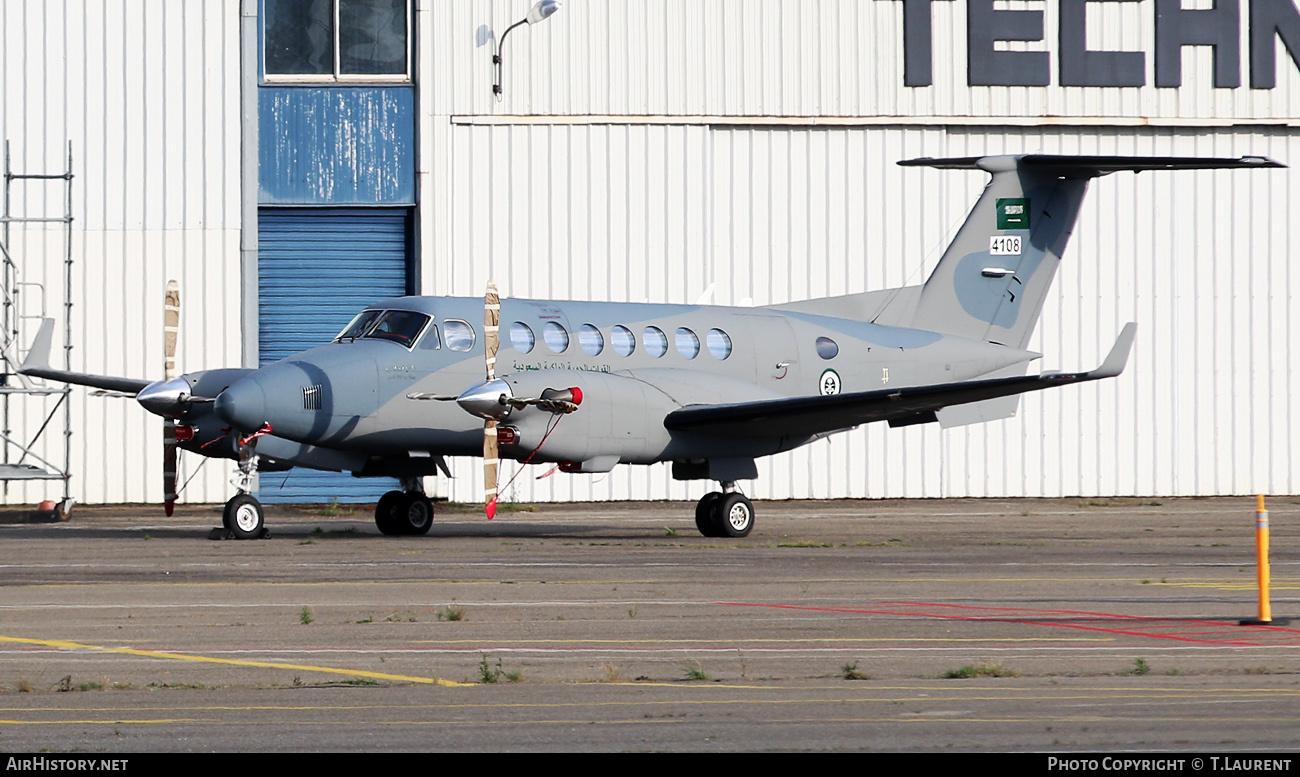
[1091,322,1138,379]
[20,318,55,372]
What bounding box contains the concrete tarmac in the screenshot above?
[1,497,1299,752]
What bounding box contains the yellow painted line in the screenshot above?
[0,719,197,725]
[0,635,473,687]
[406,637,1113,644]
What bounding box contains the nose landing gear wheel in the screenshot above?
[223,494,266,539]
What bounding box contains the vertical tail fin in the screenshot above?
[900,154,1282,348]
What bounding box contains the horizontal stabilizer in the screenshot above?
[899,155,1285,176]
[19,318,152,394]
[665,324,1137,438]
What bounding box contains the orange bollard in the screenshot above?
[1240,495,1275,626]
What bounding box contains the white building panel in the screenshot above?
[429,122,1299,504]
[443,0,1300,121]
[0,0,241,506]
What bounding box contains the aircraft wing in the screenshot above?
[664,323,1136,438]
[17,318,152,394]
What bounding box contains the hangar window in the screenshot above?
[644,326,668,358]
[544,322,569,353]
[578,324,604,356]
[510,322,535,354]
[706,329,732,360]
[336,309,382,341]
[676,328,700,359]
[816,337,839,360]
[364,310,429,347]
[443,320,475,352]
[264,0,411,82]
[611,325,636,356]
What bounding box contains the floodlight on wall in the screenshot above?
[493,0,561,99]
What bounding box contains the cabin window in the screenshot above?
[643,326,668,358]
[336,309,382,341]
[417,323,441,350]
[676,328,700,359]
[511,322,535,354]
[611,325,636,356]
[578,324,604,356]
[543,322,569,353]
[443,319,475,352]
[706,329,732,360]
[816,336,839,359]
[364,310,429,347]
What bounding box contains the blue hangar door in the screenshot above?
[257,207,412,503]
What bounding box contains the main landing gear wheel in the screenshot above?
[397,492,434,535]
[693,491,755,538]
[375,490,404,536]
[223,494,265,539]
[385,492,433,536]
[716,493,755,538]
[695,492,723,537]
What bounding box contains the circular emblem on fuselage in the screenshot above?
[819,368,842,396]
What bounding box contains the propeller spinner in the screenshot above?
[408,281,583,519]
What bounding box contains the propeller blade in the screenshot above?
[484,280,500,381]
[483,280,501,518]
[164,280,179,380]
[163,420,178,517]
[484,418,499,519]
[162,280,180,517]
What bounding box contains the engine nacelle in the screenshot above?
[496,370,675,466]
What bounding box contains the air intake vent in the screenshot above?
[303,384,322,411]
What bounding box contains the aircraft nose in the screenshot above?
[214,375,267,432]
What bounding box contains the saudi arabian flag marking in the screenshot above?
[997,198,1030,230]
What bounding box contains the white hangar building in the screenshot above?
[0,0,1295,507]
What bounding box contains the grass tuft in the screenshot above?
[841,661,870,681]
[943,663,1019,679]
[477,655,523,683]
[437,606,465,622]
[1125,658,1151,676]
[682,661,711,681]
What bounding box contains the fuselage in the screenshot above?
[206,294,1036,474]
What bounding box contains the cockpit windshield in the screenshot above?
[336,310,382,341]
[363,310,431,348]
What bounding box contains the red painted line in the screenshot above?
[717,601,1300,647]
[884,600,1300,632]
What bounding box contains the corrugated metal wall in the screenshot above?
[257,207,408,502]
[434,0,1300,121]
[0,0,241,505]
[426,121,1299,503]
[420,0,1299,503]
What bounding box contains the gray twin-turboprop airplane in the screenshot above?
[19,153,1283,539]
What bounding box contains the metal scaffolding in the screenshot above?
[0,141,73,509]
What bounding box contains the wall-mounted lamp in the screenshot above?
[493,0,561,99]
